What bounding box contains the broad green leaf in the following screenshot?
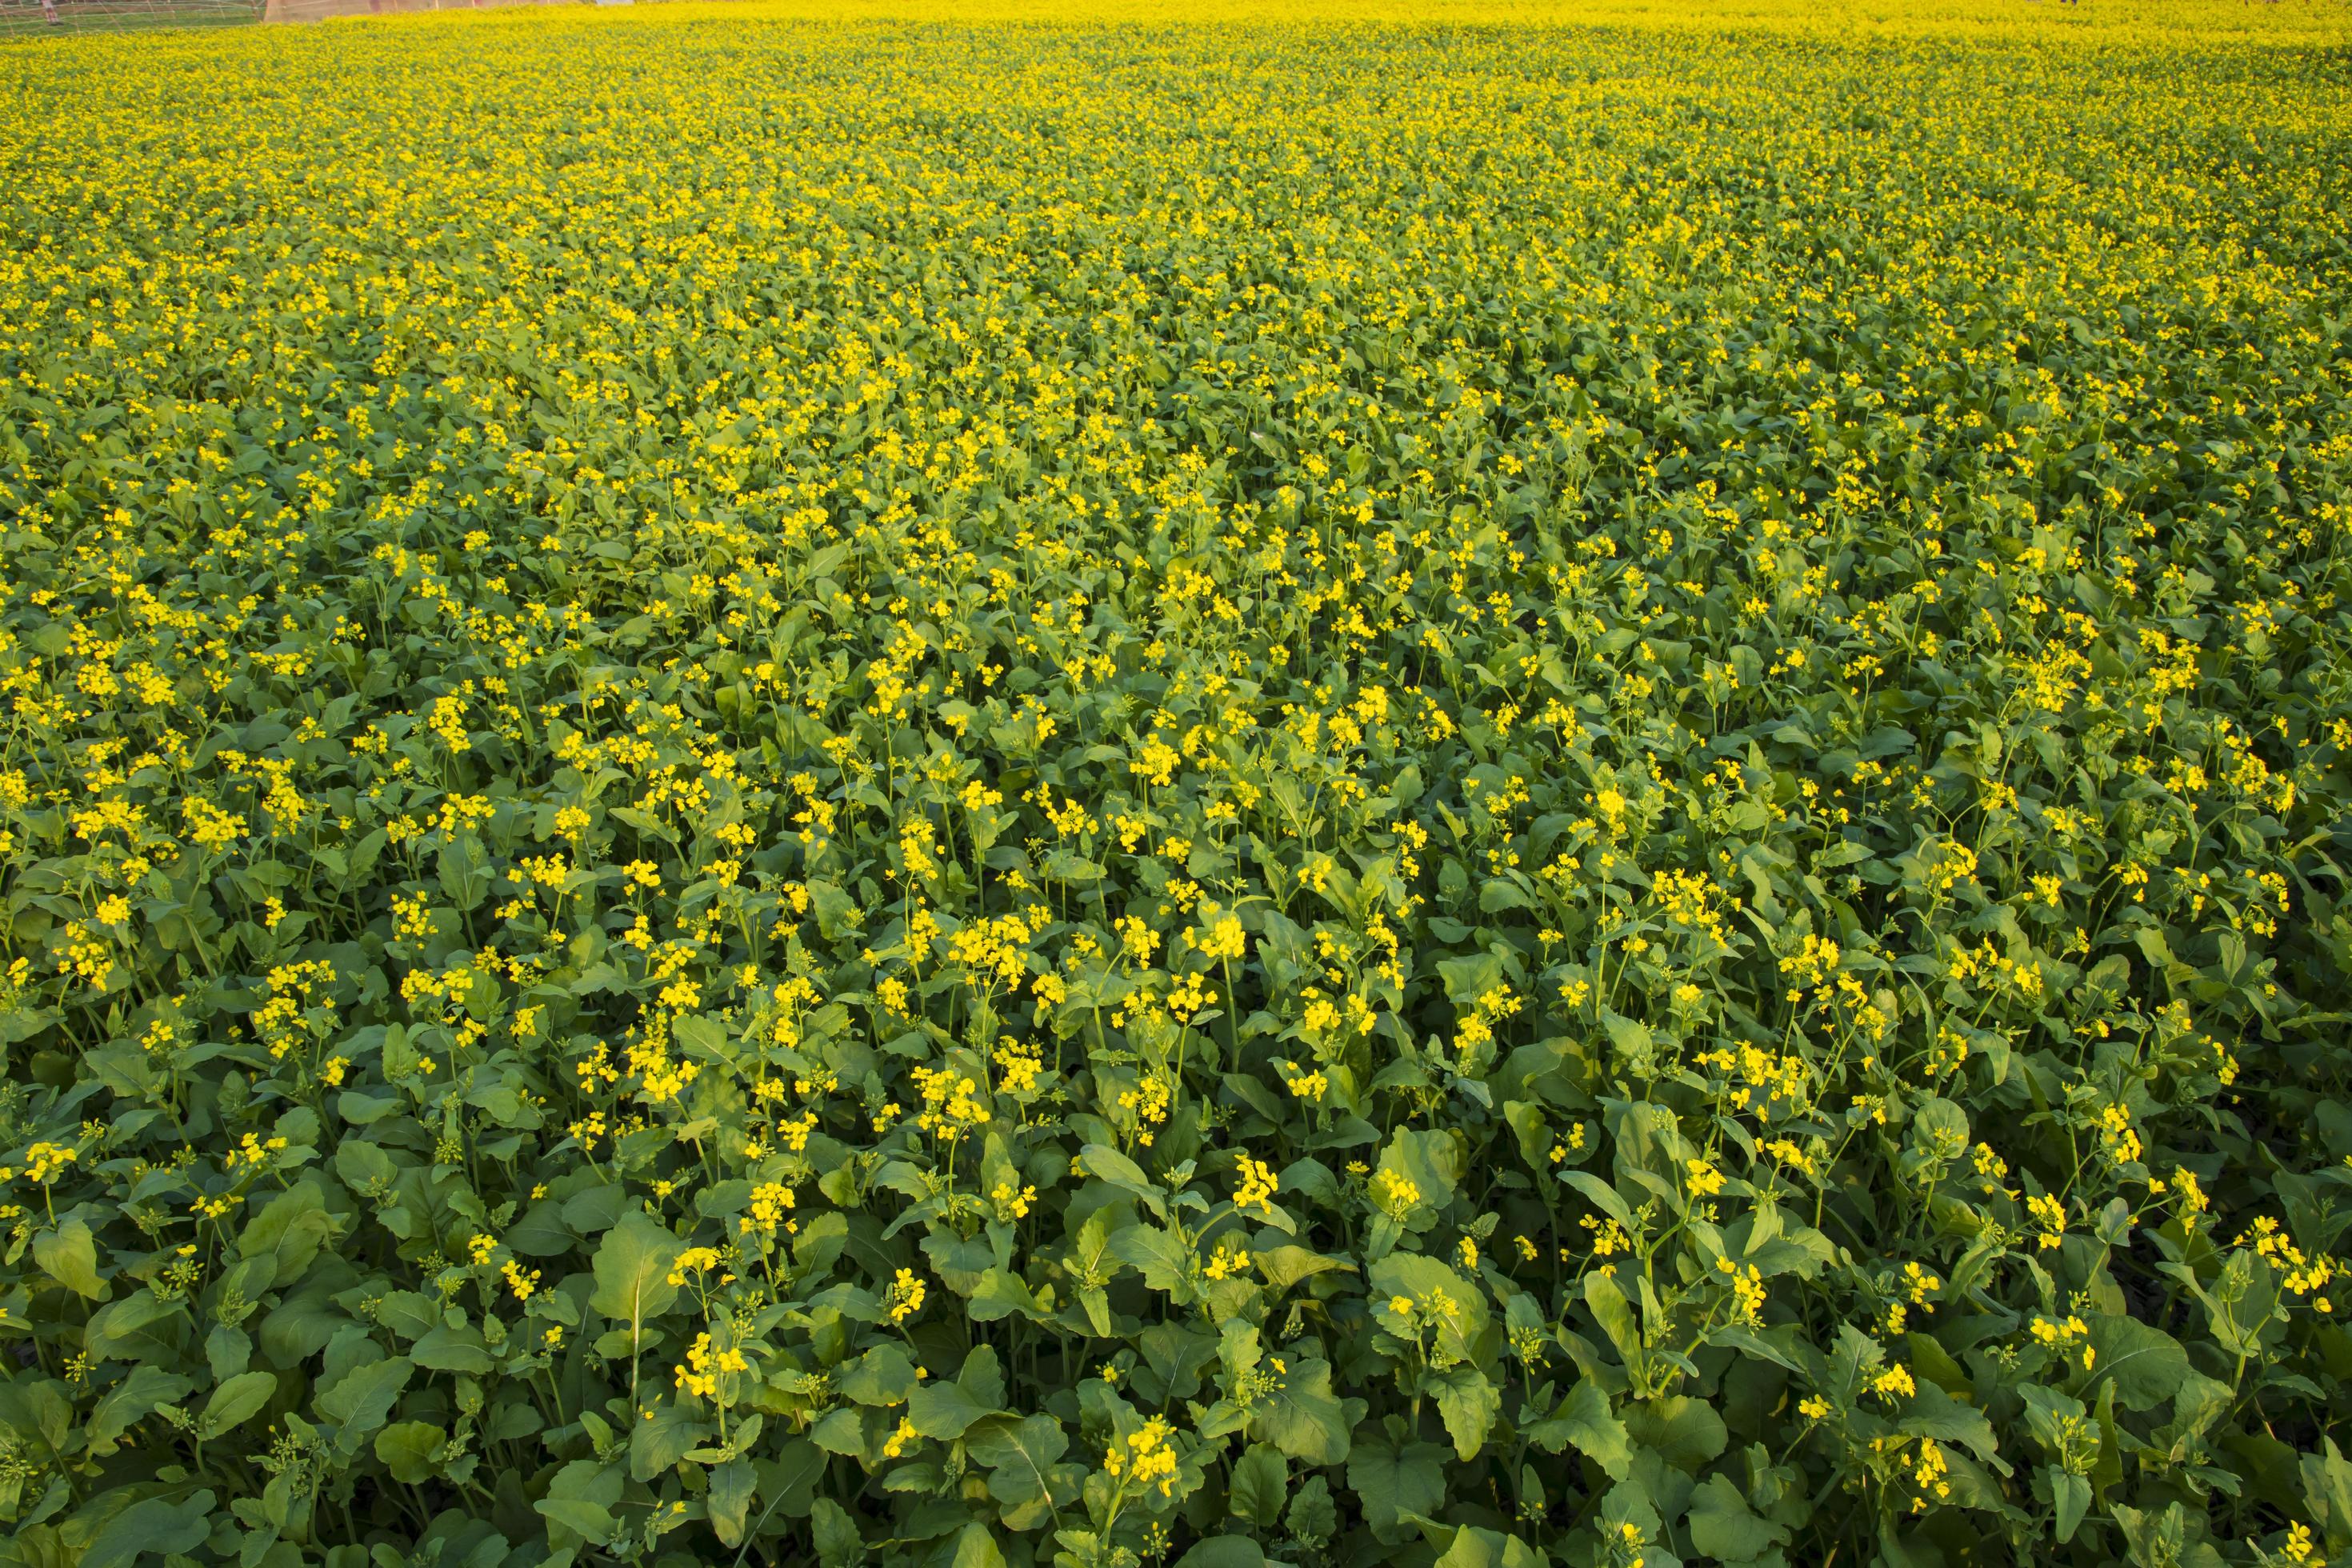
[1689,1473,1790,1561]
[1376,1127,1466,1210]
[198,1370,278,1438]
[707,1457,757,1547]
[238,1182,335,1288]
[374,1419,446,1484]
[630,1398,714,1481]
[1626,1395,1729,1473]
[1246,1356,1354,1465]
[314,1355,413,1453]
[1347,1430,1450,1539]
[411,1322,494,1374]
[1525,1379,1632,1479]
[2087,1315,2191,1413]
[1228,1442,1286,1526]
[84,1290,187,1366]
[810,1497,863,1566]
[2052,1468,2092,1543]
[1430,1365,1501,1459]
[1254,1244,1355,1290]
[588,1210,681,1335]
[87,1366,195,1457]
[967,1413,1074,1530]
[1903,1382,2006,1469]
[959,1343,1007,1407]
[1106,1225,1190,1293]
[810,1406,869,1458]
[1584,1270,1643,1370]
[909,1376,990,1438]
[537,1457,623,1549]
[1177,1539,1266,1568]
[839,1344,920,1407]
[967,1265,1049,1320]
[80,1489,215,1568]
[33,1220,105,1301]
[1433,1525,1544,1568]
[950,1522,1009,1568]
[1370,1253,1488,1362]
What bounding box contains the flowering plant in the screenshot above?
[0,4,2349,1568]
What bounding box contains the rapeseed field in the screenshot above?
[2,3,2350,1566]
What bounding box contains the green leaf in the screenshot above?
[707,1457,757,1548]
[1246,1356,1354,1465]
[1177,1538,1266,1568]
[1525,1379,1632,1479]
[1347,1430,1450,1539]
[334,1138,397,1194]
[587,1210,681,1334]
[314,1355,414,1453]
[1910,1096,1970,1158]
[967,1265,1049,1320]
[1626,1395,1729,1473]
[1689,1473,1790,1561]
[909,1376,990,1438]
[1478,877,1533,913]
[374,1419,446,1484]
[1107,1225,1190,1293]
[1600,1006,1654,1061]
[967,1413,1074,1530]
[1706,1323,1806,1374]
[2301,1439,2352,1545]
[1435,951,1506,1005]
[84,1290,186,1366]
[237,1182,334,1288]
[810,1406,869,1458]
[506,1198,577,1257]
[1558,1170,1638,1230]
[2051,1467,2092,1543]
[2087,1315,2191,1413]
[959,1343,1006,1406]
[1430,1366,1501,1459]
[794,1209,850,1276]
[810,1496,863,1566]
[758,1436,826,1521]
[839,1344,919,1407]
[1902,1382,2006,1469]
[1229,1442,1286,1526]
[950,1522,1009,1568]
[80,1489,215,1568]
[205,1322,251,1381]
[1433,1526,1543,1568]
[258,1271,347,1366]
[1254,1244,1355,1290]
[1370,1252,1488,1361]
[1289,1474,1339,1543]
[33,1219,105,1300]
[1376,1127,1466,1210]
[1078,1143,1158,1198]
[1584,1270,1643,1370]
[631,1398,714,1481]
[438,832,493,911]
[87,1366,194,1457]
[198,1370,278,1438]
[412,1322,494,1374]
[536,1457,623,1549]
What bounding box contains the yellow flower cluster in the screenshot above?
[1103,1417,1182,1498]
[886,1267,927,1325]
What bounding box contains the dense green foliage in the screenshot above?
[2,6,2351,1568]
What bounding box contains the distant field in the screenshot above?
[7,0,2350,38]
[0,0,256,32]
[2,6,2350,1568]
